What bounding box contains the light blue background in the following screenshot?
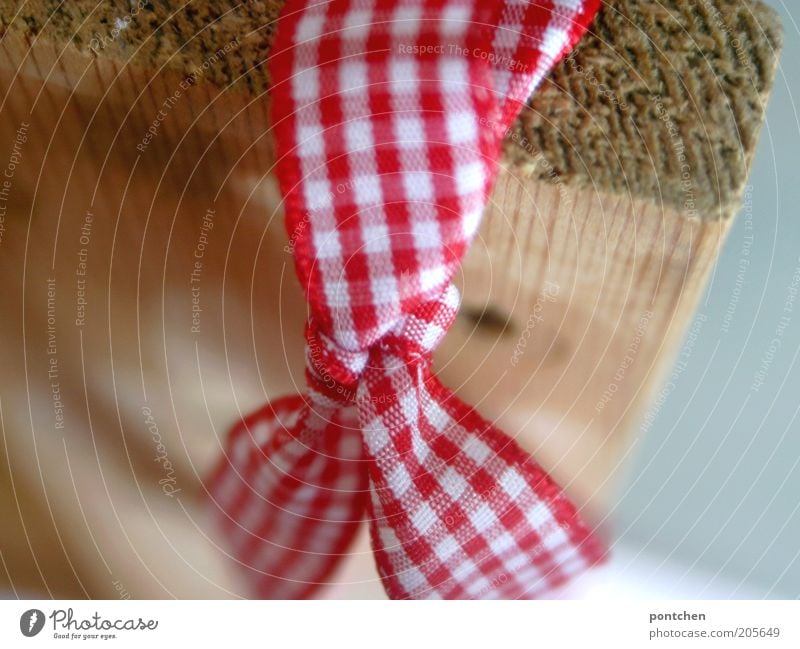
[615,0,800,598]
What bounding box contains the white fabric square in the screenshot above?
[378,516,402,550]
[411,502,438,534]
[343,9,372,38]
[370,276,400,305]
[323,279,350,308]
[511,566,546,593]
[294,13,325,43]
[468,502,498,534]
[403,171,434,201]
[352,175,382,205]
[451,556,480,581]
[525,500,556,530]
[540,25,570,60]
[363,419,391,456]
[447,111,478,144]
[362,223,391,253]
[504,551,530,572]
[555,0,585,10]
[339,61,368,96]
[541,521,570,552]
[455,161,485,195]
[298,123,325,157]
[423,398,450,433]
[304,179,333,211]
[292,66,319,102]
[411,219,440,248]
[389,58,418,94]
[461,205,483,238]
[394,116,426,148]
[434,536,460,562]
[552,552,584,576]
[397,565,430,595]
[418,322,446,350]
[400,389,419,424]
[441,467,469,500]
[419,266,446,293]
[387,463,413,496]
[391,5,422,37]
[336,324,360,351]
[489,531,517,556]
[499,468,527,501]
[411,426,430,464]
[345,118,374,151]
[493,24,522,52]
[440,5,470,36]
[465,575,491,598]
[464,439,492,465]
[438,57,469,87]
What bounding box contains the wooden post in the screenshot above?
[0,0,782,597]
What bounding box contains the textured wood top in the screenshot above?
[0,0,782,218]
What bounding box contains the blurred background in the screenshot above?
[0,0,796,601]
[606,0,799,599]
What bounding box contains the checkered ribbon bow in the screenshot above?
[210,0,605,599]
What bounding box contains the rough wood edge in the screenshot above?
[0,0,783,220]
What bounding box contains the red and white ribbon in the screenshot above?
[210,0,605,599]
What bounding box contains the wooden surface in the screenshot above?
[0,1,780,598]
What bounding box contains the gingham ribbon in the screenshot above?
[210,0,605,599]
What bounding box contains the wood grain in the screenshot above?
[0,2,777,598]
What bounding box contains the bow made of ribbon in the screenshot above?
[209,0,605,599]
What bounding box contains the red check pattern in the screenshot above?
[209,0,605,599]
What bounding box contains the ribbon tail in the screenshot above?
[360,358,607,600]
[208,394,368,599]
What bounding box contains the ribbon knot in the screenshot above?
[305,326,366,404]
[304,282,458,404]
[209,0,605,599]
